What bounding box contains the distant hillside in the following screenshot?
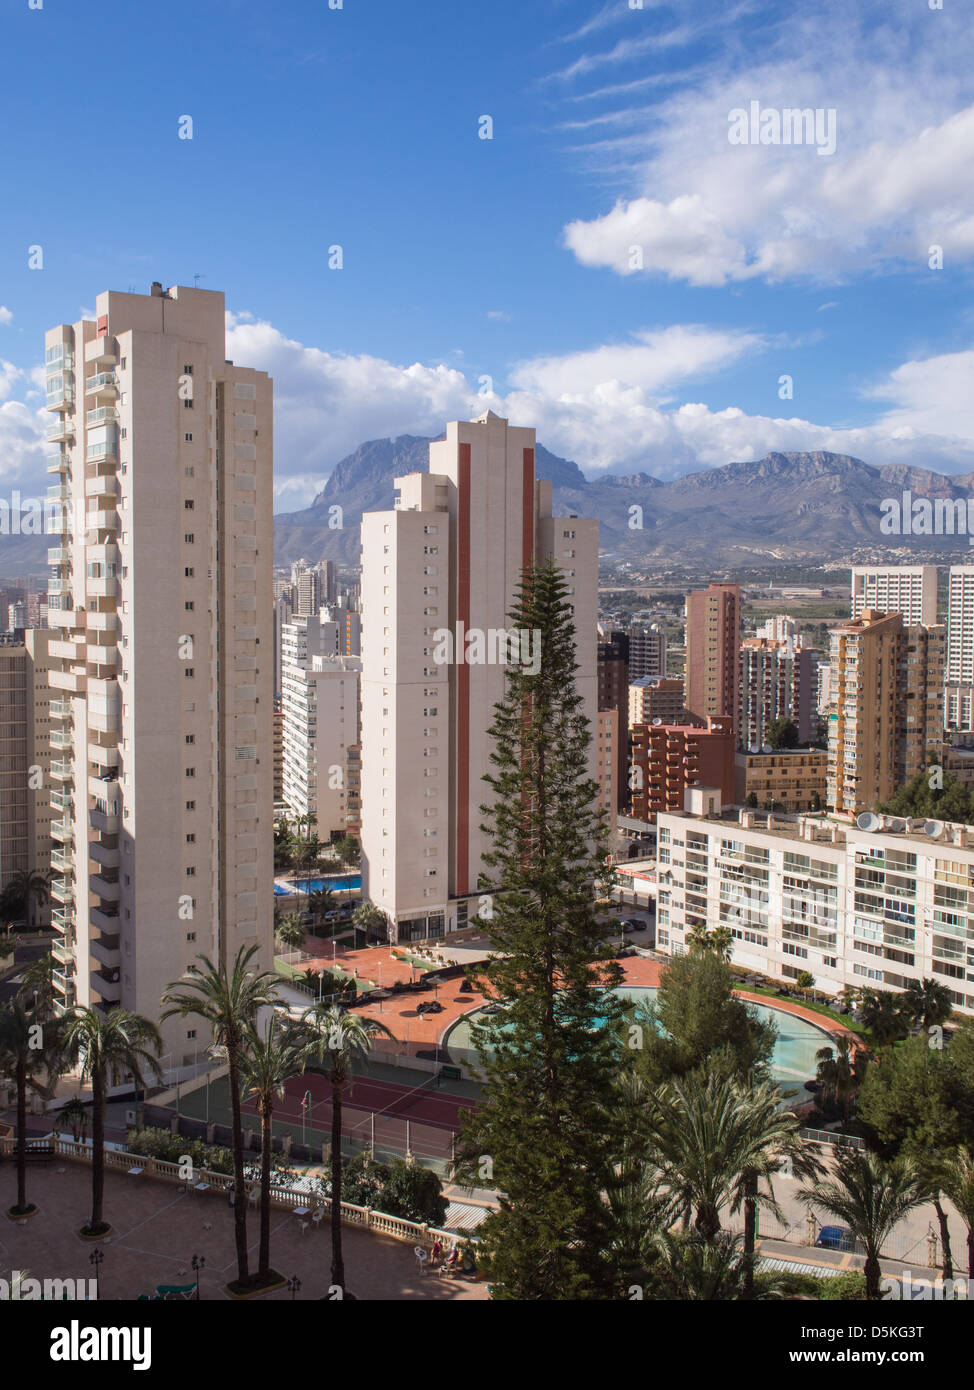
[273,440,974,566]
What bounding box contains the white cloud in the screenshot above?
[224,314,481,503]
[558,4,974,283]
[508,325,763,399]
[0,307,12,325]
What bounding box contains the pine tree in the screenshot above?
[457,560,626,1299]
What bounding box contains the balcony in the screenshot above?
[85,407,118,429]
[87,644,119,670]
[50,790,71,813]
[86,575,119,599]
[50,728,72,750]
[47,451,71,474]
[51,937,75,968]
[86,437,118,464]
[90,870,120,902]
[89,803,119,834]
[90,967,121,1003]
[49,698,72,720]
[88,741,119,771]
[47,604,76,630]
[86,610,119,635]
[47,546,70,566]
[89,840,120,870]
[85,472,119,500]
[47,577,71,597]
[51,847,72,873]
[90,904,120,933]
[84,372,118,400]
[50,878,74,906]
[52,906,74,933]
[46,417,75,442]
[84,336,116,366]
[50,760,73,783]
[48,638,83,662]
[86,508,119,532]
[47,482,70,503]
[45,387,76,412]
[51,819,74,844]
[89,771,119,801]
[90,934,120,969]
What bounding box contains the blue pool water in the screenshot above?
[274,874,361,896]
[447,985,833,1094]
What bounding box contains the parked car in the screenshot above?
[815,1225,855,1252]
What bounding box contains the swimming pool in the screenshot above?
[446,985,834,1094]
[274,874,362,896]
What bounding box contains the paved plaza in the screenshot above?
[0,1162,487,1301]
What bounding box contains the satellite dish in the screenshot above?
[652,717,662,726]
[906,818,926,830]
[761,743,772,754]
[748,743,760,754]
[924,820,945,838]
[885,817,907,833]
[856,812,882,832]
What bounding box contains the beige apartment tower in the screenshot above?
[826,610,945,817]
[359,411,598,943]
[44,284,274,1065]
[685,582,741,740]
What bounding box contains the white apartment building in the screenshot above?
[360,410,598,943]
[946,566,974,732]
[850,565,938,626]
[44,283,274,1064]
[281,638,361,839]
[656,807,974,1015]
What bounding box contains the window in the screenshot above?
[185,767,195,778]
[184,668,194,678]
[185,734,195,745]
[185,800,195,810]
[186,932,196,942]
[185,434,193,443]
[183,398,193,409]
[186,866,196,877]
[185,601,194,611]
[185,567,194,577]
[184,533,194,543]
[184,500,194,510]
[187,1029,196,1040]
[183,365,194,376]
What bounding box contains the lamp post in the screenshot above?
[89,1248,104,1301]
[192,1253,205,1300]
[287,1275,302,1300]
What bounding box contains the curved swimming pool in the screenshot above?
[446,985,836,1094]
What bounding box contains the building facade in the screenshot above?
[630,716,735,823]
[685,582,741,740]
[44,284,274,1063]
[0,630,54,902]
[656,807,974,1015]
[734,749,829,813]
[359,411,598,942]
[850,565,938,626]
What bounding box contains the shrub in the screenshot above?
[125,1126,234,1175]
[819,1270,868,1301]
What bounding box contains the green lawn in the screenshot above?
[734,981,872,1042]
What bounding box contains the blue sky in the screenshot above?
[2,0,974,508]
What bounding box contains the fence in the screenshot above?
[0,1133,467,1251]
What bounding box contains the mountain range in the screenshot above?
[273,438,974,567]
[4,442,973,581]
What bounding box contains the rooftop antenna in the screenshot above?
[193,274,206,288]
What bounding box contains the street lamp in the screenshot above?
[89,1248,104,1301]
[191,1254,205,1301]
[287,1275,302,1300]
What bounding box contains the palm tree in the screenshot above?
[858,989,909,1047]
[296,1005,394,1295]
[815,1036,869,1126]
[238,1015,305,1281]
[939,1146,974,1278]
[902,977,953,1031]
[56,1095,90,1144]
[800,1148,930,1299]
[647,1230,796,1301]
[0,1001,63,1216]
[352,902,387,946]
[5,869,52,930]
[61,1006,162,1235]
[685,923,733,961]
[161,946,278,1288]
[307,888,334,930]
[16,951,56,1019]
[275,913,306,953]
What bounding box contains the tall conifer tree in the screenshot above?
[458,560,625,1299]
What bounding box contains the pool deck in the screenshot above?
[284,944,858,1057]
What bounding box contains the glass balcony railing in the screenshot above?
[85,407,118,428]
[85,372,117,394]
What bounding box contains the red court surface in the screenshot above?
[241,1073,477,1134]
